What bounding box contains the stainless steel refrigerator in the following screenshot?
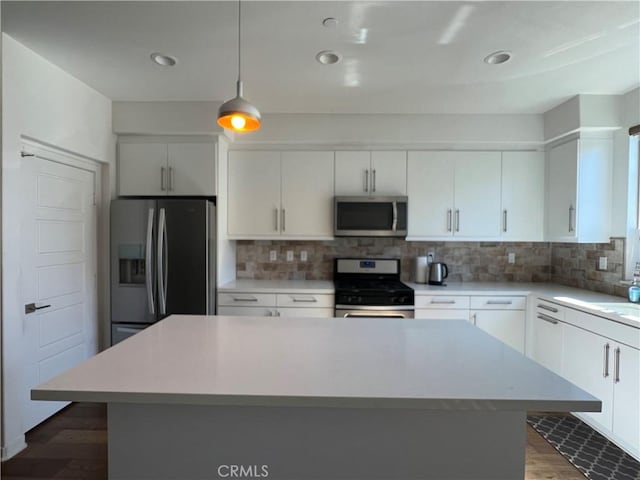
[110,199,216,345]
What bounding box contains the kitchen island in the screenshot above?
[32,315,599,480]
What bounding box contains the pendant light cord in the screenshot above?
[237,0,242,83]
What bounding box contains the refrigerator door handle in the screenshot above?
[157,208,168,315]
[146,208,155,315]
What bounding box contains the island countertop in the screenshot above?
[33,315,599,412]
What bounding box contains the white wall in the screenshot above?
[1,34,115,459]
[113,101,545,150]
[113,101,225,136]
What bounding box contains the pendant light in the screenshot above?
[217,0,261,132]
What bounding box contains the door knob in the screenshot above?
[25,303,51,314]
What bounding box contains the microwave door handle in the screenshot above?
[392,201,398,231]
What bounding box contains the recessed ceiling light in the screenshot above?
[484,51,512,65]
[322,17,338,28]
[150,53,178,67]
[316,50,342,65]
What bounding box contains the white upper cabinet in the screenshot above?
[167,143,216,196]
[370,151,407,196]
[227,151,335,239]
[501,152,545,241]
[228,151,281,237]
[118,143,168,196]
[281,151,335,238]
[335,151,406,196]
[118,141,216,197]
[407,152,455,238]
[454,152,502,238]
[546,137,612,242]
[407,151,501,240]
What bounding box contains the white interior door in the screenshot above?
[20,156,98,431]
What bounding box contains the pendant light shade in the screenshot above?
[217,1,261,132]
[217,80,261,132]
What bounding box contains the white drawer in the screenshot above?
[218,306,274,316]
[277,307,335,318]
[470,296,526,310]
[415,309,471,321]
[217,292,276,307]
[536,298,565,321]
[276,293,334,308]
[415,295,470,309]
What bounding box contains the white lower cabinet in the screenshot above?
[415,295,470,320]
[612,343,640,458]
[562,321,614,431]
[533,303,640,460]
[415,294,527,354]
[218,291,334,319]
[469,296,526,353]
[531,302,565,374]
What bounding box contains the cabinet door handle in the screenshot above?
[487,300,513,305]
[568,205,575,233]
[537,303,558,313]
[372,169,376,193]
[471,313,477,325]
[168,167,174,191]
[292,296,317,303]
[161,167,166,191]
[430,299,456,304]
[364,169,369,193]
[455,209,460,232]
[282,209,286,232]
[614,347,621,383]
[274,208,279,231]
[537,313,558,325]
[503,209,508,232]
[232,296,258,302]
[603,343,610,378]
[447,209,452,232]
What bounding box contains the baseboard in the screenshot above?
[1,434,27,461]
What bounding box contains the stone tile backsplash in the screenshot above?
[550,238,627,297]
[236,237,628,298]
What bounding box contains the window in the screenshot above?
[626,131,640,280]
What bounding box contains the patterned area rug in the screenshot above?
[528,415,640,480]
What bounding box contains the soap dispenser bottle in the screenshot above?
[629,273,640,303]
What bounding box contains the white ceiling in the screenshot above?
[2,1,639,114]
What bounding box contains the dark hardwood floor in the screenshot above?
[1,403,585,480]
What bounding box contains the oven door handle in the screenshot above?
[343,313,408,318]
[335,305,415,311]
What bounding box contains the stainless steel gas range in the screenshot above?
[334,258,415,318]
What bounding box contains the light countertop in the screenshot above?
[33,315,599,412]
[220,279,639,328]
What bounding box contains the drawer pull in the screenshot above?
[537,313,558,325]
[430,299,456,304]
[537,303,559,313]
[292,297,318,303]
[232,296,258,302]
[486,300,513,305]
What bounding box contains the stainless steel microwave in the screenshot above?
[334,196,408,237]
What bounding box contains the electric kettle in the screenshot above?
[428,262,449,285]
